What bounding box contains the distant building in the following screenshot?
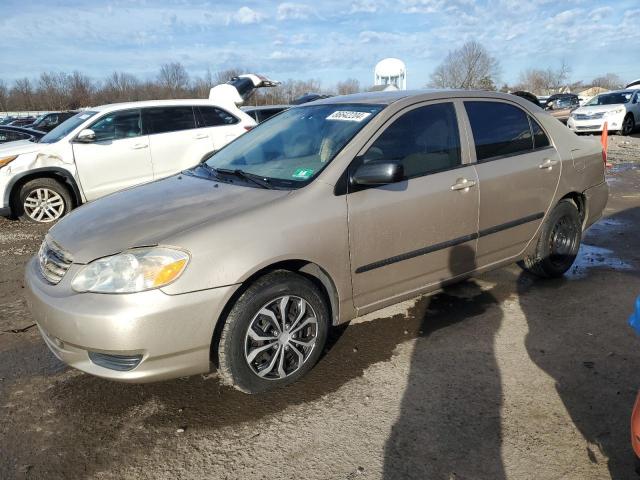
[374,58,406,90]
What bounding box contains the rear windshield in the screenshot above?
[40,111,98,144]
[205,103,383,187]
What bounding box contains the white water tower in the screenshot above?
[374,58,407,90]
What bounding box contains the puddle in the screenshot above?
[567,244,634,279]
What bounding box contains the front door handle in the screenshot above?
[539,158,559,169]
[194,133,208,139]
[451,178,476,191]
[132,143,148,150]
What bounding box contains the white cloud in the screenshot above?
[349,0,379,13]
[589,6,612,21]
[277,2,315,20]
[228,6,266,25]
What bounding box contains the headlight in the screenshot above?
[71,247,189,293]
[605,108,625,116]
[0,155,18,167]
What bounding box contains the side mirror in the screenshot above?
[351,161,405,186]
[75,129,96,143]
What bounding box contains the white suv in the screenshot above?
[0,99,255,222]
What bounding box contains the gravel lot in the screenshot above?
[1,133,640,480]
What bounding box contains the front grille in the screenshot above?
[88,352,143,371]
[575,113,604,120]
[38,237,73,284]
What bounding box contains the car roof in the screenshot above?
[90,98,236,112]
[305,89,539,107]
[241,105,290,111]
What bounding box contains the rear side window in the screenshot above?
[362,102,461,178]
[90,109,141,141]
[196,106,238,127]
[465,101,533,161]
[530,117,550,149]
[143,106,197,135]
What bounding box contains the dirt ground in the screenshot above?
[1,133,640,480]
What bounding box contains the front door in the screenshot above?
[72,109,153,201]
[463,100,561,267]
[347,101,479,312]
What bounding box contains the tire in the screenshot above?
[621,114,635,136]
[218,271,330,394]
[518,199,582,278]
[16,177,72,223]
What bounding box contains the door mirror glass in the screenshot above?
[352,161,404,186]
[75,129,96,143]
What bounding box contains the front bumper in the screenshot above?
[24,257,239,382]
[568,114,625,133]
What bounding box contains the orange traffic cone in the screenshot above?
[601,121,611,168]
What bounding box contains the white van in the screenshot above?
[0,99,256,222]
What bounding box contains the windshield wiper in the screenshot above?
[214,168,273,189]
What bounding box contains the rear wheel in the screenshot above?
[218,271,329,394]
[16,178,72,223]
[518,199,582,278]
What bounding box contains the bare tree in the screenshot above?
[66,71,94,109]
[213,68,245,86]
[516,61,572,95]
[10,78,35,110]
[428,40,500,90]
[591,73,624,91]
[158,62,190,97]
[336,78,360,95]
[0,80,7,112]
[99,72,140,103]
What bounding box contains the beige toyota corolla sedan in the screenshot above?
[25,90,608,394]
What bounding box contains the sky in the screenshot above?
[1,0,639,89]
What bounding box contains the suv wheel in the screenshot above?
[17,178,71,223]
[621,114,635,136]
[518,199,582,278]
[218,271,329,394]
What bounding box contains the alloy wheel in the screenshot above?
[622,116,634,136]
[23,188,65,222]
[244,295,318,380]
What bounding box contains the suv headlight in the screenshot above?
[0,155,18,167]
[605,108,625,116]
[71,247,189,293]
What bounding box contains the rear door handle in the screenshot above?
[539,158,559,169]
[132,143,148,150]
[194,133,208,139]
[451,179,476,191]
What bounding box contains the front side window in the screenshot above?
[362,102,461,178]
[90,109,141,142]
[465,101,533,161]
[40,111,98,144]
[196,106,238,127]
[143,106,196,135]
[204,103,383,187]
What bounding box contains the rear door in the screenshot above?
[195,105,245,151]
[347,101,479,311]
[463,100,561,268]
[143,106,206,178]
[72,108,153,201]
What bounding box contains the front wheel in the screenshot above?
[218,271,329,394]
[16,178,72,223]
[621,114,635,136]
[518,199,582,278]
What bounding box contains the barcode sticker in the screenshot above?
[326,111,371,122]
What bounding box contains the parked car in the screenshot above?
[24,90,608,393]
[0,99,256,222]
[511,91,541,107]
[8,116,36,127]
[25,111,78,132]
[0,125,46,144]
[568,89,640,135]
[0,116,16,125]
[242,105,290,123]
[542,94,580,123]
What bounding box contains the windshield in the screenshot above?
[585,92,632,106]
[204,103,383,187]
[40,111,97,144]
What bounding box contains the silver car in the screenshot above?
[25,90,608,393]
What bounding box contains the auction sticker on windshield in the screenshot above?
[326,111,372,122]
[292,168,314,179]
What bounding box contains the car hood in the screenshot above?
[0,139,42,156]
[575,105,627,115]
[48,174,290,263]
